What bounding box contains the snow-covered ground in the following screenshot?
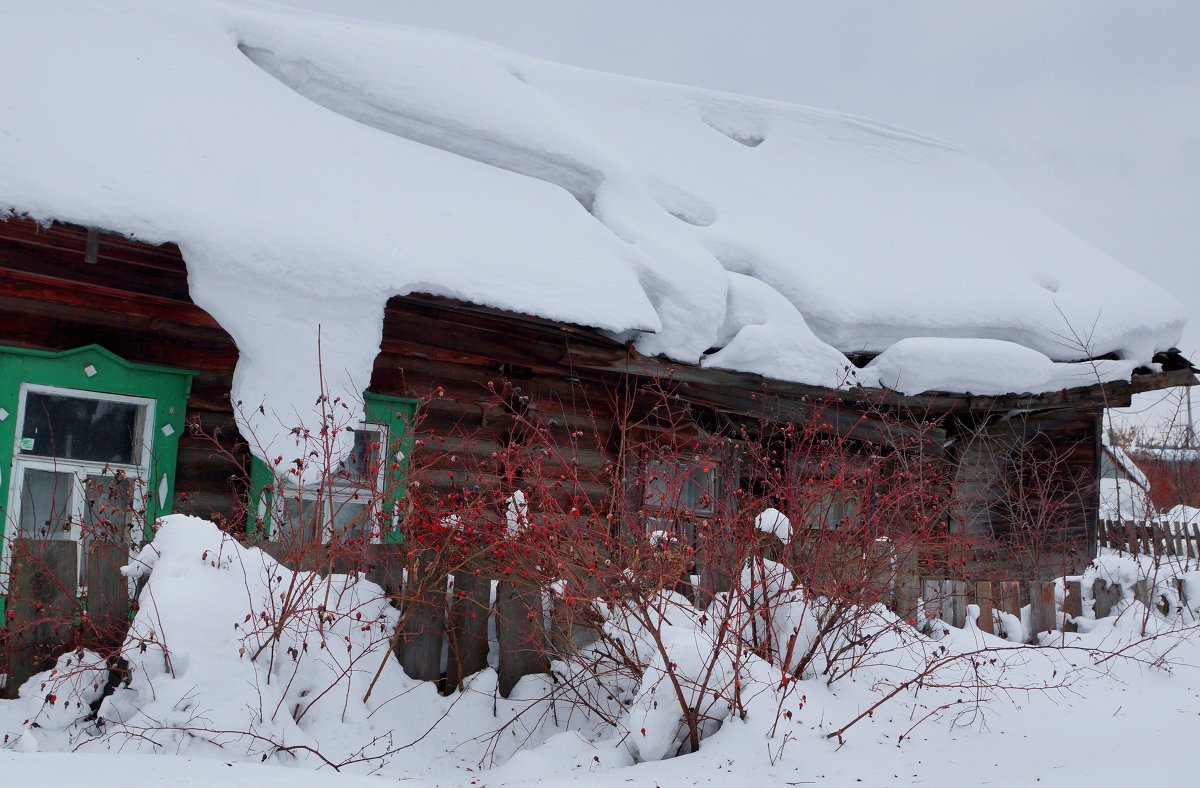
[3,517,1199,787]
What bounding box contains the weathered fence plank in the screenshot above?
[1093,578,1121,619]
[1029,580,1057,640]
[1063,580,1083,631]
[945,580,967,629]
[398,549,446,683]
[974,581,996,636]
[446,564,492,691]
[86,540,132,647]
[4,540,78,698]
[496,579,549,698]
[921,578,945,628]
[895,574,922,625]
[995,581,1022,620]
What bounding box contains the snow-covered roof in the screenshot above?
[0,1,1186,461]
[1100,437,1151,490]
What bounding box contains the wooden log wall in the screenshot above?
[0,220,244,521]
[948,408,1101,580]
[0,216,1134,586]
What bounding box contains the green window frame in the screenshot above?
[247,392,416,545]
[0,344,195,617]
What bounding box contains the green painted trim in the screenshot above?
[0,344,198,380]
[246,393,417,544]
[246,455,275,539]
[0,344,196,548]
[364,393,417,545]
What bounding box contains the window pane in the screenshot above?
[644,460,716,514]
[804,492,857,530]
[80,474,135,586]
[336,427,383,484]
[644,461,670,509]
[82,474,135,540]
[683,467,715,514]
[21,391,144,465]
[18,468,74,539]
[279,496,321,547]
[330,501,371,543]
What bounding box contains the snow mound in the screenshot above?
[96,515,412,763]
[1098,476,1153,520]
[0,0,1185,467]
[1163,504,1200,524]
[866,337,1141,395]
[753,508,792,544]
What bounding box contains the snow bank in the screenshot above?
[1163,504,1200,524]
[866,337,1141,395]
[96,515,410,762]
[1098,477,1154,521]
[0,0,1185,467]
[753,508,792,544]
[4,513,1200,786]
[0,514,586,772]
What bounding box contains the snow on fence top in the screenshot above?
[0,0,1185,466]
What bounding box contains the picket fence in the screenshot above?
[1099,518,1200,559]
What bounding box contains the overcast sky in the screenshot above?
[278,0,1200,431]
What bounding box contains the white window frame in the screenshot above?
[3,384,154,593]
[268,421,391,546]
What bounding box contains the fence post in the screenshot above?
[1139,523,1154,556]
[893,574,922,625]
[1132,578,1152,608]
[496,578,549,698]
[697,534,734,608]
[3,539,79,698]
[988,580,1022,640]
[921,578,944,629]
[1029,580,1057,641]
[945,580,967,629]
[398,548,445,683]
[1092,578,1121,619]
[1062,580,1083,631]
[974,581,995,635]
[1123,521,1139,556]
[445,560,492,692]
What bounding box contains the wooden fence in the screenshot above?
[1,538,132,699]
[8,532,1195,699]
[1099,518,1200,559]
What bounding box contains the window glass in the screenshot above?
[18,468,73,539]
[644,460,716,515]
[82,474,135,538]
[279,495,374,546]
[20,391,144,465]
[280,496,322,546]
[335,426,383,484]
[79,474,135,584]
[803,491,857,530]
[329,500,372,543]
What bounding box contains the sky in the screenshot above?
[275,0,1200,437]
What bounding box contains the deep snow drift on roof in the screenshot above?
[0,0,1184,467]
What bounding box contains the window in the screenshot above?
[802,490,858,530]
[0,345,194,597]
[249,393,416,547]
[642,459,719,544]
